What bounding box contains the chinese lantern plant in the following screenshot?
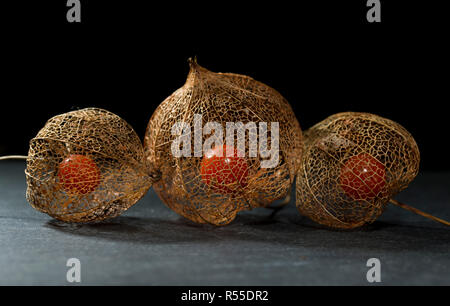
[296,112,450,229]
[1,108,157,223]
[145,58,303,225]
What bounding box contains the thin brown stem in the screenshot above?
[0,155,28,161]
[390,199,450,227]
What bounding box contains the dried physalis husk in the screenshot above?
[25,108,155,223]
[144,59,303,225]
[296,112,420,229]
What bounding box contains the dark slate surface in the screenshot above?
[0,161,449,285]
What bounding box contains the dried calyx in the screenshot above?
[21,108,155,223]
[145,58,303,225]
[296,112,449,229]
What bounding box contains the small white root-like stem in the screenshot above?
[0,155,28,161]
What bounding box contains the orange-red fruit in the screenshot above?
[340,153,386,201]
[200,145,249,194]
[57,154,101,195]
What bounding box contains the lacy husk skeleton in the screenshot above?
[296,112,423,229]
[25,108,156,222]
[144,59,303,225]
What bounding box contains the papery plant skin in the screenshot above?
[26,108,156,223]
[144,59,303,225]
[296,112,420,229]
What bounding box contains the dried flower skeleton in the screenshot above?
[144,59,303,225]
[296,112,449,229]
[23,108,157,222]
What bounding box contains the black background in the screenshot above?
[1,0,448,171]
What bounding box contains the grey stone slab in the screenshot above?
[0,161,449,285]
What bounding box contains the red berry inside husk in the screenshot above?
[340,153,386,201]
[57,154,101,195]
[200,145,249,194]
